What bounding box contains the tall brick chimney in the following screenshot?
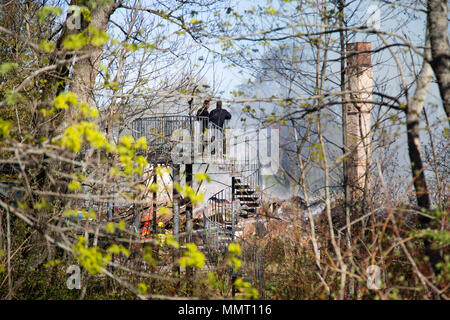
[345,42,373,202]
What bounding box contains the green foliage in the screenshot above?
[33,198,51,211]
[0,249,4,273]
[40,40,55,53]
[44,260,62,268]
[179,243,205,268]
[105,221,125,234]
[107,244,130,257]
[110,135,149,177]
[227,243,242,272]
[60,121,107,152]
[39,6,62,23]
[148,183,159,193]
[62,27,109,51]
[0,62,18,74]
[68,179,82,191]
[417,229,450,247]
[72,236,111,275]
[5,90,24,105]
[63,33,90,51]
[194,172,211,182]
[105,222,115,233]
[137,283,148,294]
[155,166,170,176]
[88,26,109,47]
[233,278,258,300]
[135,136,147,150]
[143,246,157,266]
[0,119,11,138]
[157,233,180,249]
[207,271,222,290]
[64,208,96,220]
[159,207,171,215]
[174,183,204,205]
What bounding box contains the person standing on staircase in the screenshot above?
[209,100,231,154]
[196,99,210,153]
[196,99,210,132]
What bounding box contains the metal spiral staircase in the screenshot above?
[200,163,264,294]
[131,115,264,295]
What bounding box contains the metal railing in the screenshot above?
[131,116,232,164]
[195,203,264,297]
[234,167,261,192]
[207,187,234,225]
[234,236,264,298]
[201,206,234,264]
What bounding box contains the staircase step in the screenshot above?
[242,208,257,215]
[240,202,259,208]
[234,181,257,187]
[209,196,227,202]
[234,190,256,195]
[236,196,259,201]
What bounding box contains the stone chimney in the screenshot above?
[345,42,373,202]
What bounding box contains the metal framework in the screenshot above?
[131,115,265,296]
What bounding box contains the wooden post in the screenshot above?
[185,163,194,295]
[173,164,180,239]
[152,173,157,233]
[172,164,181,282]
[186,163,193,242]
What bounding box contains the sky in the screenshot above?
[101,0,447,200]
[195,0,448,199]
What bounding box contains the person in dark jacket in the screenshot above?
[209,100,231,128]
[209,100,231,154]
[196,99,210,133]
[196,99,210,118]
[196,99,210,154]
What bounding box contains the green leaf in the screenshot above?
[5,90,24,105]
[105,223,115,233]
[0,119,12,138]
[72,236,110,275]
[88,26,109,46]
[194,173,211,182]
[148,183,159,193]
[135,136,147,150]
[53,92,78,109]
[39,6,62,23]
[159,207,171,215]
[40,40,55,53]
[116,220,126,231]
[137,283,148,294]
[68,180,82,191]
[63,33,89,50]
[0,62,18,74]
[179,243,205,268]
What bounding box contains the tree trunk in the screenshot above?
[407,29,433,218]
[427,0,450,125]
[406,28,442,278]
[406,112,431,215]
[35,1,118,194]
[63,0,118,105]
